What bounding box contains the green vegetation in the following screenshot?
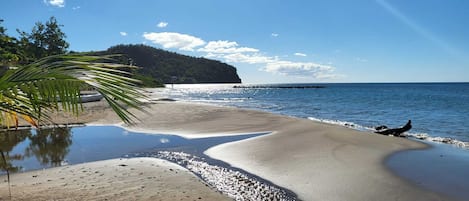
[103,44,242,84]
[132,73,164,88]
[0,17,242,128]
[0,54,147,127]
[0,19,20,65]
[1,18,242,87]
[0,18,147,127]
[1,17,69,66]
[16,17,69,64]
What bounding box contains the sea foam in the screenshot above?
[307,117,469,149]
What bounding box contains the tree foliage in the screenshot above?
[0,54,148,128]
[0,19,20,65]
[103,44,242,84]
[16,17,69,64]
[1,18,148,128]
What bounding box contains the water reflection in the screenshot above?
[25,127,72,166]
[0,129,30,173]
[1,126,265,174]
[0,128,72,173]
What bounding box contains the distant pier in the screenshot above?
[233,85,326,89]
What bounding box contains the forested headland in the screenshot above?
[99,44,242,86]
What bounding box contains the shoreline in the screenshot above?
[2,100,457,200]
[386,141,469,201]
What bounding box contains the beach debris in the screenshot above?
[374,125,388,131]
[152,98,176,102]
[375,120,412,137]
[148,151,298,201]
[309,116,469,149]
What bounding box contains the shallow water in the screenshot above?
[1,126,173,172]
[386,142,469,201]
[0,125,264,173]
[0,125,298,200]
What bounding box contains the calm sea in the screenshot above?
[154,83,469,148]
[155,83,469,199]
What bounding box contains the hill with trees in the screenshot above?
[1,17,242,87]
[102,44,242,85]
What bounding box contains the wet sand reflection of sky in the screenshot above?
[1,125,266,174]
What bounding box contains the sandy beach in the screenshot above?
[1,100,457,200]
[0,157,230,201]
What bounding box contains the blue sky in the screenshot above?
[1,0,468,83]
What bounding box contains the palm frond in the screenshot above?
[0,54,148,127]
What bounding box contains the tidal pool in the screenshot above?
[386,142,469,201]
[0,125,264,173]
[0,125,299,200]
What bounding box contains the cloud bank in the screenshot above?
[143,32,337,79]
[198,40,259,54]
[143,32,205,51]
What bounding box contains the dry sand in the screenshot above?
[0,157,230,201]
[2,100,457,200]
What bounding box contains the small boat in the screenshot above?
[80,93,103,103]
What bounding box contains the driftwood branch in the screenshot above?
[375,120,412,137]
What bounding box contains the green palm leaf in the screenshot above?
[0,54,148,128]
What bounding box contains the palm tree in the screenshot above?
[0,54,147,128]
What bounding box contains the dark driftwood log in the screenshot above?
[374,125,388,131]
[375,120,412,137]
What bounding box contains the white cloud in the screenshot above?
[262,61,334,78]
[204,46,336,79]
[44,0,65,7]
[294,52,307,57]
[157,22,168,28]
[271,33,279,37]
[222,53,276,64]
[198,40,259,54]
[142,32,205,51]
[120,32,128,36]
[217,52,337,79]
[72,6,80,10]
[355,57,368,62]
[142,31,339,80]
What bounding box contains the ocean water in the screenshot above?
[154,83,469,148]
[154,83,469,200]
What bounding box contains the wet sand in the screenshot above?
[4,100,458,200]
